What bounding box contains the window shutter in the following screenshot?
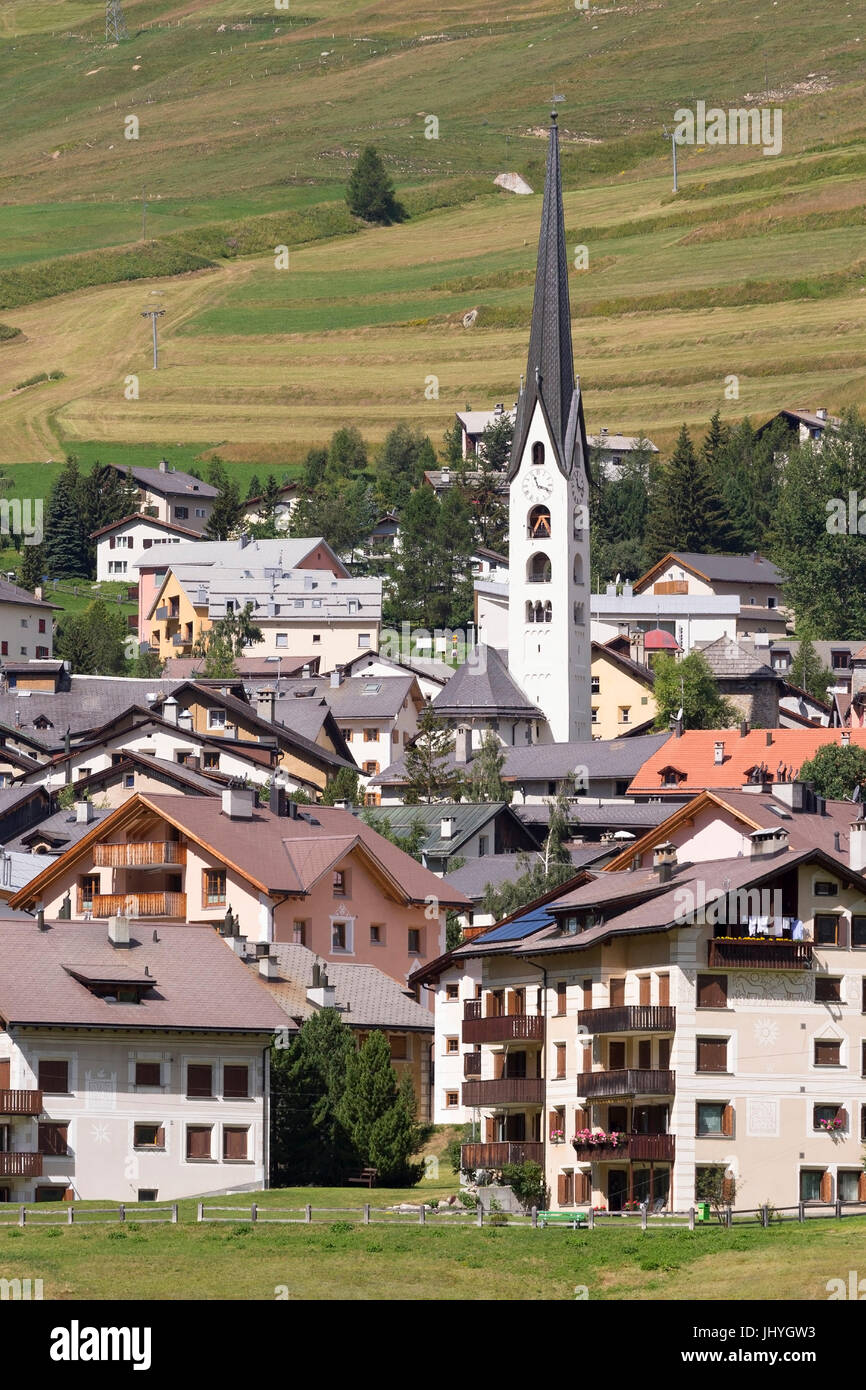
[556,981,567,1015]
[836,1106,848,1130]
[548,1110,558,1135]
[609,1041,626,1070]
[187,1064,213,1098]
[0,1059,9,1090]
[224,1128,247,1160]
[485,1117,494,1142]
[658,1038,672,1069]
[38,1059,68,1093]
[820,1171,833,1203]
[609,977,625,1007]
[837,916,850,949]
[155,1127,165,1148]
[859,1173,866,1202]
[493,1052,505,1080]
[582,1044,592,1071]
[187,1126,212,1159]
[109,537,115,550]
[722,1104,734,1137]
[582,979,592,1007]
[574,1171,591,1202]
[574,1106,588,1131]
[658,974,670,1007]
[721,1176,734,1203]
[507,990,517,1016]
[697,974,727,1008]
[697,1038,727,1072]
[557,1173,567,1205]
[223,1065,249,1099]
[639,976,651,1006]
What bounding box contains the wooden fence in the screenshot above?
[0,1204,178,1227]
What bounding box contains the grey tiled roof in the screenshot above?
[514,799,688,829]
[275,674,417,720]
[432,645,541,718]
[694,637,780,681]
[666,552,782,586]
[0,578,57,610]
[370,732,671,787]
[443,845,611,900]
[0,678,180,744]
[359,801,530,857]
[6,805,115,854]
[115,464,218,498]
[255,942,433,1031]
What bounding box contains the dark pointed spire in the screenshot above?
[508,111,588,480]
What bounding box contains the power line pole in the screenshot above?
[141,307,165,369]
[141,187,147,241]
[106,0,129,42]
[663,127,679,193]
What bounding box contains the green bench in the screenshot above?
[538,1210,588,1228]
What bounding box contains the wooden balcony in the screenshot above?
[93,841,187,868]
[463,1052,482,1078]
[461,1142,544,1168]
[463,1014,545,1045]
[0,1090,42,1116]
[653,580,688,595]
[577,1069,675,1100]
[0,1153,42,1177]
[707,938,813,970]
[88,891,186,919]
[462,1078,545,1107]
[571,1133,675,1161]
[578,1006,675,1035]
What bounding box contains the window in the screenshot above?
[0,644,7,657]
[363,728,379,742]
[609,1040,626,1069]
[78,874,99,913]
[331,920,352,953]
[839,1170,863,1203]
[175,507,189,520]
[852,916,866,948]
[223,1065,249,1099]
[591,707,599,724]
[363,761,379,776]
[799,1169,826,1203]
[696,1038,728,1072]
[124,773,135,789]
[446,1037,459,1055]
[38,619,46,634]
[815,977,842,1003]
[814,880,838,897]
[133,1124,165,1149]
[813,1104,846,1132]
[555,1043,566,1079]
[618,706,631,724]
[815,914,840,945]
[814,1039,842,1067]
[333,870,347,896]
[697,974,728,1008]
[202,751,220,770]
[207,709,226,731]
[528,505,551,539]
[37,1123,68,1156]
[187,1064,213,1098]
[292,920,307,946]
[38,1059,68,1093]
[223,1127,249,1161]
[34,1187,66,1202]
[389,1035,408,1060]
[313,635,321,644]
[370,924,383,945]
[275,633,288,648]
[340,728,353,743]
[19,618,27,629]
[478,835,489,857]
[138,1190,158,1202]
[203,869,226,906]
[135,1061,161,1088]
[555,981,567,1016]
[186,1126,213,1160]
[696,1103,733,1136]
[408,928,421,954]
[357,634,370,647]
[445,1091,458,1109]
[195,508,206,518]
[591,676,600,694]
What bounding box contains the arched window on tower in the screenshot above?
[532,441,545,466]
[526,601,536,623]
[528,505,552,540]
[573,554,584,586]
[574,601,585,625]
[527,553,552,584]
[543,601,553,623]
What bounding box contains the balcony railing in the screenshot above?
[576,1069,675,1100]
[707,938,813,970]
[463,1014,545,1045]
[571,1133,675,1161]
[172,633,190,647]
[0,1153,43,1177]
[462,1078,545,1107]
[154,606,168,621]
[93,841,187,868]
[653,580,688,595]
[578,1006,676,1035]
[88,891,186,919]
[0,1090,42,1116]
[461,1142,544,1169]
[464,1052,482,1078]
[464,1000,482,1020]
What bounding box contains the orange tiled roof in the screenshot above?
[628,728,866,795]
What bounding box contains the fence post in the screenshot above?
[688,1206,695,1231]
[419,1204,425,1225]
[798,1201,805,1223]
[251,1203,258,1223]
[67,1206,74,1225]
[641,1204,647,1231]
[197,1201,203,1223]
[476,1204,483,1227]
[761,1204,769,1229]
[725,1205,733,1229]
[171,1204,178,1224]
[18,1206,25,1227]
[305,1204,312,1224]
[531,1206,538,1228]
[587,1206,594,1230]
[363,1203,370,1225]
[835,1200,842,1220]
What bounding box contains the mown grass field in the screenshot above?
[0,0,863,467]
[0,1183,864,1300]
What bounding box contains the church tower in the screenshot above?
[507,110,592,743]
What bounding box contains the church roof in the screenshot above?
[508,114,590,483]
[431,645,543,719]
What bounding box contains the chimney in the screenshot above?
[330,666,344,689]
[256,688,275,722]
[441,469,450,485]
[440,814,456,840]
[714,740,725,765]
[108,914,130,948]
[816,408,828,421]
[850,819,866,873]
[834,830,842,854]
[841,731,851,747]
[258,949,280,981]
[177,709,193,733]
[622,581,633,598]
[673,714,683,738]
[653,842,677,884]
[221,786,255,819]
[301,664,311,678]
[272,784,288,817]
[36,909,47,932]
[816,795,827,817]
[158,458,169,473]
[749,828,789,859]
[333,798,351,811]
[772,779,805,811]
[739,719,749,738]
[765,731,773,747]
[238,533,250,550]
[454,726,471,765]
[307,962,337,1009]
[75,800,93,824]
[162,696,179,726]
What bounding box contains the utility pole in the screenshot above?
[663,127,678,193]
[141,186,147,241]
[106,0,128,42]
[141,307,165,369]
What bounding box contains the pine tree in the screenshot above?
[403,704,455,804]
[789,637,832,703]
[460,731,512,802]
[17,542,45,593]
[321,766,360,806]
[376,424,434,511]
[260,474,282,525]
[346,146,407,225]
[246,474,262,502]
[463,448,508,552]
[339,1032,423,1185]
[270,1010,356,1185]
[55,599,128,675]
[384,488,447,627]
[644,424,739,566]
[326,426,368,483]
[43,458,89,578]
[204,478,243,540]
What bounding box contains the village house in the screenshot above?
[590,640,657,739]
[91,514,200,584]
[0,916,284,1203]
[10,790,469,998]
[626,727,866,799]
[361,802,538,874]
[0,579,59,663]
[106,460,218,535]
[241,481,299,532]
[587,429,659,479]
[453,833,866,1213]
[631,551,789,643]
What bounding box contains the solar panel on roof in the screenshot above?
[474,904,556,942]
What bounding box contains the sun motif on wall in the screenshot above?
[753,1017,779,1049]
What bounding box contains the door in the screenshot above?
[638,1040,652,1070]
[608,1169,628,1212]
[0,1059,9,1091]
[609,978,626,1008]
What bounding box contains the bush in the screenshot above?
[501,1160,548,1214]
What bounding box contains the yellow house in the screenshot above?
[591,640,657,740]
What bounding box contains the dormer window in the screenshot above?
[659,766,686,788]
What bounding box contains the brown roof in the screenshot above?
[0,922,285,1032]
[89,513,201,541]
[628,728,866,795]
[10,793,469,910]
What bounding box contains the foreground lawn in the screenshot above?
[1,1188,864,1300]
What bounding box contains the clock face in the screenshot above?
[521,467,554,502]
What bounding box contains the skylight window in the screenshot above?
[362,683,382,695]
